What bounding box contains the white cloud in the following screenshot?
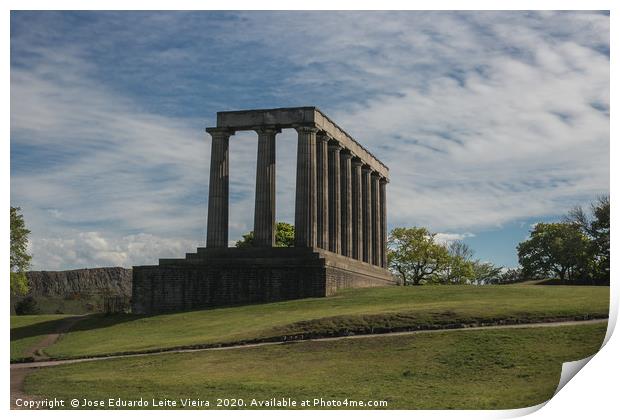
[209,11,609,231]
[30,231,197,270]
[324,13,609,232]
[10,11,609,269]
[10,47,301,269]
[435,232,476,245]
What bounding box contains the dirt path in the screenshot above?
[11,315,88,409]
[10,368,31,408]
[22,315,88,361]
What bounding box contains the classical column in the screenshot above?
[316,133,329,249]
[371,172,381,266]
[253,127,279,247]
[206,128,234,248]
[294,126,318,248]
[340,150,353,257]
[380,178,388,268]
[351,159,363,260]
[328,142,342,254]
[361,165,372,263]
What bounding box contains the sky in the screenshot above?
[10,11,609,270]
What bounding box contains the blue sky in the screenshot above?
[10,11,609,270]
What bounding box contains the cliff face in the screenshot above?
[25,267,132,298]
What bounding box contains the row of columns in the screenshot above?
[206,125,388,268]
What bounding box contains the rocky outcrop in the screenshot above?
[25,267,132,298]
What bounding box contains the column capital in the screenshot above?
[361,164,373,173]
[294,125,320,134]
[340,149,354,159]
[316,131,331,142]
[371,171,381,180]
[351,157,363,167]
[328,141,343,151]
[379,177,389,185]
[206,127,235,137]
[254,126,281,135]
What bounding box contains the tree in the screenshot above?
[10,207,31,295]
[444,241,475,284]
[448,241,474,261]
[496,268,524,284]
[443,241,503,285]
[517,222,591,282]
[235,222,295,248]
[470,260,503,285]
[590,196,610,281]
[563,196,610,283]
[387,227,451,286]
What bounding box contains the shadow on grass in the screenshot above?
[10,298,268,343]
[9,297,270,343]
[535,278,610,286]
[10,313,149,342]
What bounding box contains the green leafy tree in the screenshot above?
[496,268,524,284]
[235,222,295,248]
[10,207,31,295]
[470,260,503,285]
[590,196,610,281]
[565,196,610,282]
[387,227,451,286]
[443,241,503,285]
[517,222,591,282]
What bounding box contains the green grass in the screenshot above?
[24,322,607,409]
[10,314,71,362]
[10,296,102,315]
[21,285,608,359]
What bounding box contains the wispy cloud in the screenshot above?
[435,232,476,245]
[10,11,609,269]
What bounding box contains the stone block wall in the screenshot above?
[132,248,394,314]
[324,265,394,296]
[132,264,325,314]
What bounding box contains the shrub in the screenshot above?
[14,296,40,315]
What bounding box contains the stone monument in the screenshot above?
[132,107,393,314]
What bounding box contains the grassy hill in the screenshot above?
[11,285,609,361]
[24,322,606,409]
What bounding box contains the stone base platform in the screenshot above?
[131,247,394,314]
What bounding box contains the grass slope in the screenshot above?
[10,314,71,362]
[16,285,608,359]
[25,323,607,409]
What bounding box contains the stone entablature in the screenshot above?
[215,107,389,178]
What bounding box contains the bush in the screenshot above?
[14,296,40,315]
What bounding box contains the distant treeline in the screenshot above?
[388,196,609,286]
